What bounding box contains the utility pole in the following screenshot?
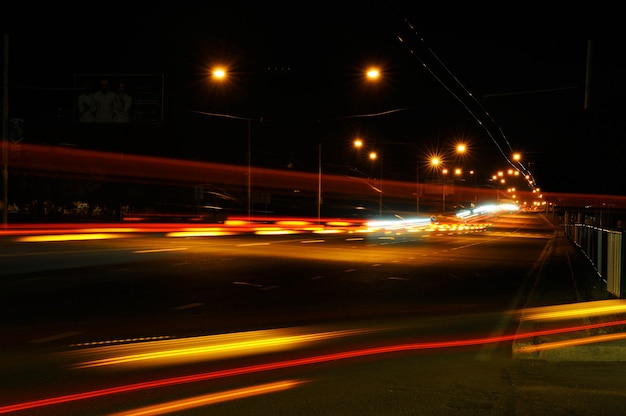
[2,33,9,228]
[584,40,593,110]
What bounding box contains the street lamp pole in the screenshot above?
[442,168,448,214]
[379,156,383,217]
[367,149,382,218]
[317,142,322,223]
[1,33,8,228]
[247,119,251,220]
[416,163,420,215]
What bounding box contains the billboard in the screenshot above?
[73,74,164,124]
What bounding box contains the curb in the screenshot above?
[512,215,626,361]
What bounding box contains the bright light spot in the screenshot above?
[366,67,380,80]
[212,67,226,79]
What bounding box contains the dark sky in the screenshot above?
[3,1,625,195]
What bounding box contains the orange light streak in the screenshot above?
[515,331,626,353]
[107,379,307,416]
[520,299,626,321]
[73,328,371,369]
[16,233,127,242]
[4,319,626,414]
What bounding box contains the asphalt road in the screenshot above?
[2,214,626,415]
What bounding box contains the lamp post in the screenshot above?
[354,138,383,218]
[442,168,448,214]
[369,150,383,218]
[416,163,420,215]
[208,66,254,220]
[317,142,322,223]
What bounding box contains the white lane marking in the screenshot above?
[238,242,270,246]
[346,237,364,241]
[301,240,325,244]
[19,276,48,281]
[134,247,188,254]
[371,264,381,267]
[388,277,409,280]
[310,275,326,280]
[29,330,82,344]
[233,281,263,287]
[172,303,204,310]
[344,269,356,273]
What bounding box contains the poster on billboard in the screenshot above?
[73,74,164,124]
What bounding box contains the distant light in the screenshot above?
[212,67,227,79]
[366,67,380,80]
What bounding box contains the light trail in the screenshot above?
[3,318,626,414]
[107,379,307,416]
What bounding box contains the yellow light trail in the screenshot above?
[520,299,626,321]
[16,233,126,242]
[73,327,373,369]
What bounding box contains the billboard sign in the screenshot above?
[73,74,164,124]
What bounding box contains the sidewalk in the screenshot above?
[512,214,626,361]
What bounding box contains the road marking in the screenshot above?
[233,281,263,287]
[29,330,82,344]
[301,240,325,244]
[134,248,188,254]
[388,277,409,280]
[18,276,48,282]
[172,303,204,310]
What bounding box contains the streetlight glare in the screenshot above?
[354,138,363,148]
[212,67,227,80]
[369,151,378,160]
[456,144,467,154]
[366,67,380,80]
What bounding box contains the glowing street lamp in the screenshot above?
[365,67,381,81]
[442,168,449,213]
[207,65,253,219]
[354,139,383,217]
[211,67,227,80]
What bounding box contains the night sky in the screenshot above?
[3,1,625,195]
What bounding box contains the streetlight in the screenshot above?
[354,139,383,218]
[442,168,448,213]
[368,150,383,218]
[429,156,448,214]
[317,142,322,222]
[207,65,253,220]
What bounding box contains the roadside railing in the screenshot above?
[564,222,625,298]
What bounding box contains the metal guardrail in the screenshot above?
[564,222,625,298]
